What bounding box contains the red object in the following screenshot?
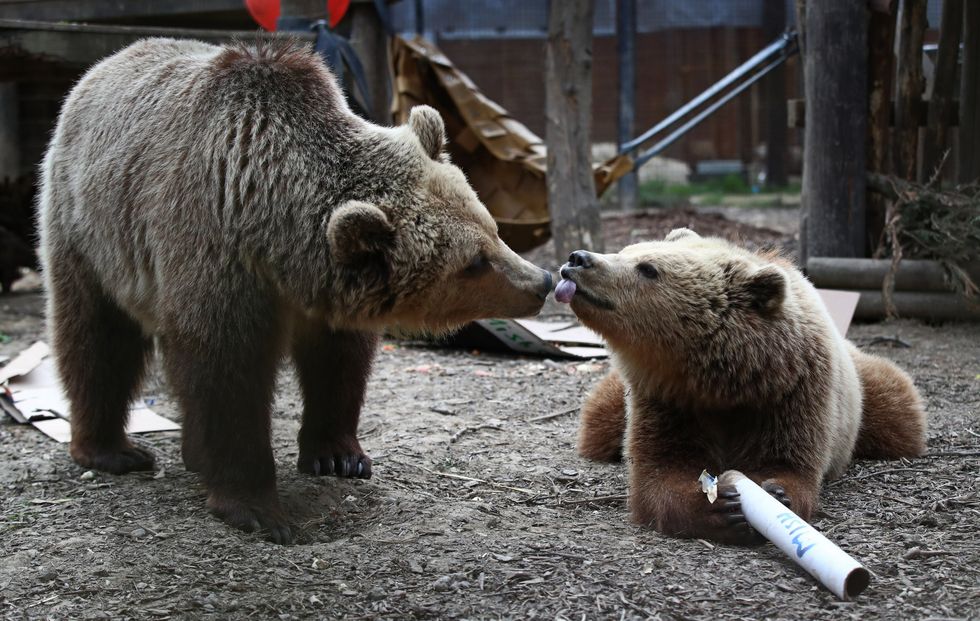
[245,0,279,31]
[327,0,351,28]
[245,0,347,31]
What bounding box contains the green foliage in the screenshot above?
[637,176,798,207]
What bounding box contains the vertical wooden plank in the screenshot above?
[960,1,980,183]
[866,1,896,254]
[922,0,962,181]
[893,0,926,181]
[801,0,867,262]
[349,3,392,124]
[763,0,787,188]
[616,0,637,210]
[546,0,602,261]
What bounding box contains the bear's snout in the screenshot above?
[567,250,595,269]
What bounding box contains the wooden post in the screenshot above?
[866,1,896,254]
[616,0,637,210]
[893,0,926,181]
[349,1,392,125]
[961,1,980,183]
[801,0,867,262]
[0,82,18,182]
[763,0,787,188]
[546,0,602,261]
[922,0,962,181]
[414,0,424,35]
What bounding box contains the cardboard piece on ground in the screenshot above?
[469,288,858,360]
[473,318,608,359]
[0,341,179,443]
[817,289,860,337]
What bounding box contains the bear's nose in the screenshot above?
[567,250,594,268]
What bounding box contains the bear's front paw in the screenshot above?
[298,439,372,479]
[207,493,292,545]
[707,484,765,545]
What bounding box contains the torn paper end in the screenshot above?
[698,469,718,504]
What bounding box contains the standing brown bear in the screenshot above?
[555,229,926,544]
[38,38,552,543]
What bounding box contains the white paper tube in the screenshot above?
[730,472,870,600]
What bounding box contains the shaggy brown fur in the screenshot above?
[39,38,551,544]
[564,229,926,545]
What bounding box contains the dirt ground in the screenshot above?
[1,208,978,620]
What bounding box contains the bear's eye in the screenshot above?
[462,253,491,277]
[636,262,659,280]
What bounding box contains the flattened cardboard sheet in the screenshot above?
[0,341,179,443]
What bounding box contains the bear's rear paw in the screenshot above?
[70,442,156,474]
[207,493,292,545]
[298,439,372,479]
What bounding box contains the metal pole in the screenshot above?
[620,33,792,153]
[634,56,788,168]
[616,0,637,210]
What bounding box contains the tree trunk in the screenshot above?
[893,0,926,181]
[866,1,896,255]
[546,0,602,261]
[922,0,962,182]
[801,0,868,262]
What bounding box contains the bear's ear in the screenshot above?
[408,105,446,160]
[665,228,700,242]
[743,265,786,313]
[327,200,394,263]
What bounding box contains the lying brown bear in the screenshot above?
[38,38,551,543]
[556,229,926,544]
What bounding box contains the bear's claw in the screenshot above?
[298,449,372,479]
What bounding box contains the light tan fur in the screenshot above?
[565,229,926,544]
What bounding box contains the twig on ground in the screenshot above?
[449,423,503,443]
[828,468,930,487]
[528,407,579,423]
[866,336,912,348]
[922,450,980,457]
[416,464,535,495]
[903,547,955,560]
[558,494,628,506]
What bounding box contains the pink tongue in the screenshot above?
[555,279,577,303]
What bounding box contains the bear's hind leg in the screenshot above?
[851,348,926,459]
[292,321,377,479]
[161,293,290,544]
[577,370,626,462]
[48,252,155,474]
